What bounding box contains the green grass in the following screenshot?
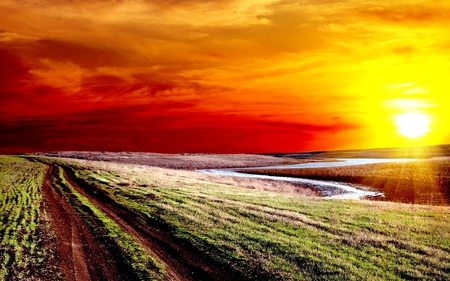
[0,156,60,280]
[60,159,450,280]
[240,159,450,205]
[50,165,166,281]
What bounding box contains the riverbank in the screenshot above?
[238,158,450,205]
[199,158,417,200]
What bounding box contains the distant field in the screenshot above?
[240,159,450,205]
[35,151,299,170]
[34,157,450,280]
[267,144,450,159]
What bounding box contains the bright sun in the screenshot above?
[394,113,431,138]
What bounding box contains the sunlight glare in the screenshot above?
[394,113,431,138]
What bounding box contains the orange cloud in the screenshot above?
[358,4,450,24]
[1,0,450,153]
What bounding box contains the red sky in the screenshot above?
[1,0,450,153]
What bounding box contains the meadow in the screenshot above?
[239,158,450,205]
[51,157,450,280]
[2,154,450,280]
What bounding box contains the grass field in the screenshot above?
[239,159,450,205]
[2,154,450,280]
[0,156,60,280]
[49,158,450,280]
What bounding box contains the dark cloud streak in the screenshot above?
[0,105,360,153]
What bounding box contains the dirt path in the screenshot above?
[62,166,244,281]
[40,161,245,281]
[41,166,130,281]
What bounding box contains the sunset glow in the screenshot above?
[394,113,431,138]
[1,0,449,153]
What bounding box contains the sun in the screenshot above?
[394,113,431,138]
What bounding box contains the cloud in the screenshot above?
[0,30,35,42]
[0,48,30,87]
[357,4,450,25]
[0,103,360,154]
[1,0,450,152]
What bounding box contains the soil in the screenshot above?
[41,166,128,281]
[41,162,246,281]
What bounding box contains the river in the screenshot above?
[198,158,416,199]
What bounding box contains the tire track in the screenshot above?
[41,166,129,281]
[61,165,247,281]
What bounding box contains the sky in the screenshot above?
[1,0,450,154]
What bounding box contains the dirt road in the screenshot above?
[41,162,244,281]
[41,166,129,281]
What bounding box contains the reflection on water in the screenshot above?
[198,158,416,200]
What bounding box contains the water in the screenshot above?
[198,158,416,199]
[233,158,417,170]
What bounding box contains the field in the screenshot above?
[0,156,60,280]
[1,154,448,280]
[35,151,301,170]
[267,144,450,159]
[240,158,450,205]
